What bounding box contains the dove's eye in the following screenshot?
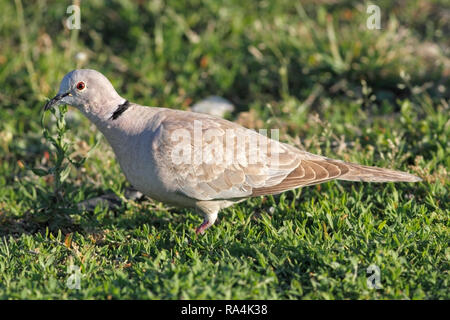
[76,81,86,90]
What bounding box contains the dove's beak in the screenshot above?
[44,91,70,111]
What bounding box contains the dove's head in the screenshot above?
[44,69,125,121]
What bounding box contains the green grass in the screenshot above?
[0,0,448,299]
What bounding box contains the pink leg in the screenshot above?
[195,219,212,235]
[195,202,219,235]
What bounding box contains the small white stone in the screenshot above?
[75,52,88,63]
[191,96,234,118]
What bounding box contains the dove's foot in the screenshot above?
[195,219,212,235]
[195,201,220,235]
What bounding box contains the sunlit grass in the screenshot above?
[0,0,448,299]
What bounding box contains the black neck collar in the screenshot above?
[110,100,130,120]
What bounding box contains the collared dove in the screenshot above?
[44,69,421,234]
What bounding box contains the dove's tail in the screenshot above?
[251,158,421,197]
[336,161,422,183]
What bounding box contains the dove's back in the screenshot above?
[99,104,420,207]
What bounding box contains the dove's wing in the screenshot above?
[152,109,420,201]
[152,110,294,200]
[149,111,324,200]
[153,110,421,200]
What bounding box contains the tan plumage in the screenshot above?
[152,109,420,201]
[45,69,422,234]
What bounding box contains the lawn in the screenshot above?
[0,0,448,299]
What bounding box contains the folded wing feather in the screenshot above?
[153,110,420,201]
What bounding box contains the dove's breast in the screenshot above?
[110,127,197,208]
